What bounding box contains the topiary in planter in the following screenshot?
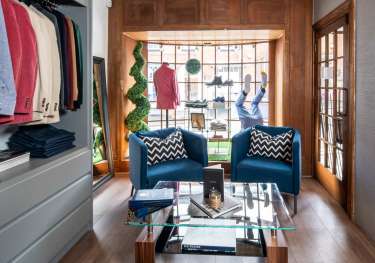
[125,41,150,132]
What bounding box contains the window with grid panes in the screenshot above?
[147,42,270,139]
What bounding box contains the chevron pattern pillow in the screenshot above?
[140,129,188,166]
[248,128,294,162]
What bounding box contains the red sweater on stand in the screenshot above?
[153,63,180,110]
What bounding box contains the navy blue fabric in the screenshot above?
[8,125,75,158]
[231,128,252,180]
[129,134,148,190]
[254,125,294,137]
[135,127,176,139]
[147,159,203,188]
[181,129,208,167]
[235,157,294,193]
[129,128,208,189]
[231,125,301,195]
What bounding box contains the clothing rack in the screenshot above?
[25,0,58,8]
[32,0,85,8]
[38,0,58,7]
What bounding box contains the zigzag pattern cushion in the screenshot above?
[248,128,294,162]
[140,129,188,166]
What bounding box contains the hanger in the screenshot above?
[29,0,58,9]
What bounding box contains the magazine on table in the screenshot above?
[182,218,237,254]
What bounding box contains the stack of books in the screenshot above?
[182,218,237,255]
[129,188,174,218]
[0,150,30,173]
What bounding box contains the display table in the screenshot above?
[125,181,295,263]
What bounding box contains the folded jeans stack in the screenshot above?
[8,125,75,158]
[210,120,227,131]
[185,99,208,108]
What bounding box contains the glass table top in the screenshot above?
[126,181,296,231]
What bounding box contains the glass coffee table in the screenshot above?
[126,181,295,263]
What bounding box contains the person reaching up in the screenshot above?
[235,72,267,130]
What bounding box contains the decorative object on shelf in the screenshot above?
[125,41,150,132]
[208,188,222,209]
[185,58,201,75]
[93,57,114,189]
[203,165,224,201]
[191,113,205,130]
[213,97,226,109]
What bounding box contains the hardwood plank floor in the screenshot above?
[61,177,375,263]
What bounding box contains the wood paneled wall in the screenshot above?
[108,0,313,175]
[274,36,285,126]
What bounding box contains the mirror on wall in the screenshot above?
[93,57,113,190]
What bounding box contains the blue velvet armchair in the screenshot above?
[231,125,302,213]
[129,128,208,191]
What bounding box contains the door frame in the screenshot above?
[313,0,356,219]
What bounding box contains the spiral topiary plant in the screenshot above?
[125,41,150,132]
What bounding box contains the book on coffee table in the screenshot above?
[129,188,174,210]
[182,218,237,254]
[190,194,242,219]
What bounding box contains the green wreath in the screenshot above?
[125,41,150,132]
[185,58,201,75]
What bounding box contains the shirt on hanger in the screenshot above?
[10,0,38,122]
[0,0,16,119]
[73,21,83,109]
[66,17,78,109]
[21,3,50,123]
[33,4,65,113]
[51,9,69,111]
[29,5,61,124]
[1,0,22,91]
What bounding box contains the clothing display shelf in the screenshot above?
[0,1,93,263]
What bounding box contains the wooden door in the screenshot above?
[314,17,350,206]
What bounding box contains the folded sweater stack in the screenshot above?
[8,125,75,158]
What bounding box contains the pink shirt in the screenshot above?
[153,64,180,110]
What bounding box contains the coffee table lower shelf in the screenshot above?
[134,220,288,263]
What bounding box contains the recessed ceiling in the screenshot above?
[124,30,284,45]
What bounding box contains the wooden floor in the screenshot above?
[61,177,375,263]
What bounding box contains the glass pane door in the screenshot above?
[315,19,349,206]
[318,25,347,181]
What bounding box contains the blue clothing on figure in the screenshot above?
[0,0,17,116]
[236,88,265,130]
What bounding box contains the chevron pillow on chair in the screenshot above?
[248,128,294,162]
[140,129,188,166]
